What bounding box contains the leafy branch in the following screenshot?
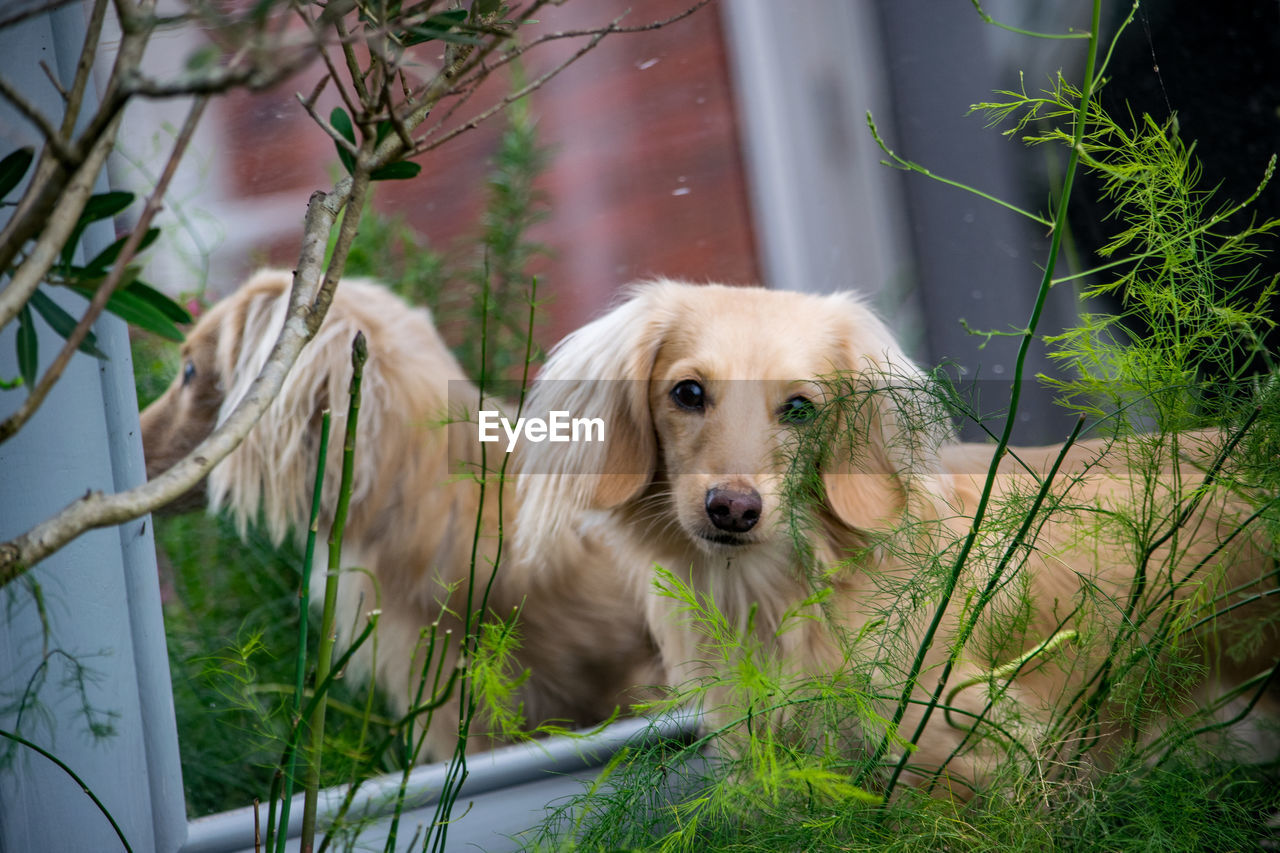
[0,0,712,586]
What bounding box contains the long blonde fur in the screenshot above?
[142,270,660,760]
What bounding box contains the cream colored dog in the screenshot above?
[142,270,661,760]
[517,278,1279,794]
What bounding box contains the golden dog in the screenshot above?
[517,278,1279,795]
[141,269,661,760]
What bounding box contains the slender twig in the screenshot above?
[59,0,112,138]
[410,0,706,132]
[120,35,319,98]
[299,6,364,120]
[866,113,1053,228]
[0,77,77,164]
[0,0,146,311]
[379,81,414,153]
[295,77,361,158]
[487,0,713,54]
[0,96,208,444]
[970,0,1092,39]
[0,0,161,279]
[0,111,122,332]
[413,24,613,155]
[331,15,371,108]
[38,61,68,99]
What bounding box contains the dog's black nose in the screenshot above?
[705,487,762,533]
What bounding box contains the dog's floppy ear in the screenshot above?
[516,283,668,536]
[818,294,954,535]
[208,271,371,543]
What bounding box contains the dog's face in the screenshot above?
[139,299,234,512]
[643,297,834,554]
[140,271,289,513]
[522,280,949,563]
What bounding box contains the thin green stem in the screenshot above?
[427,263,495,853]
[878,0,1103,800]
[382,624,450,853]
[1151,663,1280,769]
[969,0,1092,40]
[866,112,1054,228]
[1067,411,1263,762]
[0,727,133,852]
[300,332,366,853]
[271,410,331,853]
[907,415,1085,773]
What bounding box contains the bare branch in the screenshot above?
[121,5,329,100]
[121,49,314,98]
[414,21,614,155]
[295,75,361,158]
[438,0,714,102]
[412,54,491,139]
[0,0,104,163]
[0,0,83,31]
[0,77,77,164]
[0,183,346,585]
[59,0,112,138]
[521,0,712,42]
[380,81,415,152]
[38,61,68,100]
[330,14,372,108]
[400,0,712,154]
[400,0,556,104]
[0,97,209,444]
[0,0,147,280]
[315,27,364,121]
[0,111,123,332]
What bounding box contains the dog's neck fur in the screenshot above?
[618,470,864,688]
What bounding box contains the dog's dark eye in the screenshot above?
[670,379,706,411]
[181,360,197,387]
[779,395,816,424]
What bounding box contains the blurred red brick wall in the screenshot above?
[217,0,758,350]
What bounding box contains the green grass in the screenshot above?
[159,512,399,817]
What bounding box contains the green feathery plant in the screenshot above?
[530,3,1280,851]
[980,78,1280,429]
